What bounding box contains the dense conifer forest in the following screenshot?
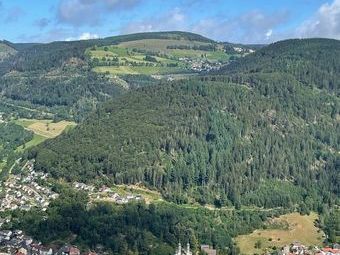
[28,38,339,209]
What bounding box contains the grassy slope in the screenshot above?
[16,134,47,151]
[118,38,210,50]
[93,66,185,75]
[14,119,76,150]
[235,212,324,254]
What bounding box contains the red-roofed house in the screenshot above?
[69,247,80,255]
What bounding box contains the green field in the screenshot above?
[15,119,76,138]
[112,184,162,203]
[93,65,185,75]
[235,212,324,255]
[14,119,76,150]
[16,134,47,151]
[118,38,210,51]
[170,49,230,61]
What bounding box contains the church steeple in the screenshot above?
[175,243,182,255]
[174,242,192,255]
[186,243,192,255]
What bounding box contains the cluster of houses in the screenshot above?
[73,182,95,193]
[73,182,143,205]
[201,244,217,255]
[232,46,255,54]
[178,57,223,72]
[0,229,97,255]
[173,242,340,255]
[0,161,59,212]
[279,242,340,255]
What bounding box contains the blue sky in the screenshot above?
[0,0,339,43]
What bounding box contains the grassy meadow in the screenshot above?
[93,65,185,75]
[118,38,210,51]
[14,119,76,150]
[235,212,324,255]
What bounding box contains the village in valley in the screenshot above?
[0,161,58,213]
[278,242,340,255]
[0,160,152,255]
[0,160,339,255]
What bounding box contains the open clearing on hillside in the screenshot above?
[235,212,324,255]
[14,119,76,150]
[16,134,47,151]
[93,65,185,75]
[15,119,76,138]
[112,184,162,204]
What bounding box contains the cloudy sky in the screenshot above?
[0,0,339,43]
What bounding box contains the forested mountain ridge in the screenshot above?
[218,38,339,93]
[28,38,340,210]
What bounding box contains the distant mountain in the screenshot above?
[1,31,214,73]
[29,38,339,209]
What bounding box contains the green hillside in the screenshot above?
[0,122,33,179]
[1,34,339,255]
[0,31,246,121]
[29,39,339,210]
[87,38,236,75]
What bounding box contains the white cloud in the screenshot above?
[65,32,99,41]
[296,0,340,39]
[191,10,289,43]
[266,29,273,38]
[78,32,99,40]
[121,8,288,44]
[14,0,340,44]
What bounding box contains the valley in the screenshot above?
[0,31,338,255]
